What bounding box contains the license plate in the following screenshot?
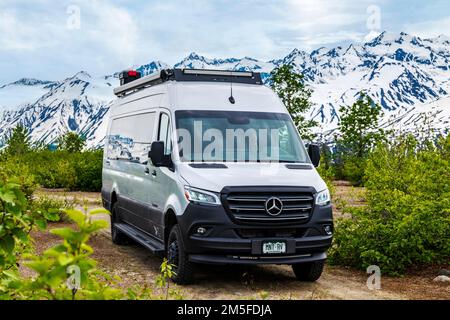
[262,241,286,254]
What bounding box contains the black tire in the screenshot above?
[167,225,195,284]
[110,204,129,245]
[292,260,325,282]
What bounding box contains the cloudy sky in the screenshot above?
[0,0,449,83]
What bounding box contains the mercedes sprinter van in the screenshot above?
[102,69,333,284]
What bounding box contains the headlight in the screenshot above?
[184,186,221,205]
[316,189,330,205]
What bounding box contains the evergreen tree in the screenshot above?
[4,124,30,156]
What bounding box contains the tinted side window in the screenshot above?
[107,112,156,162]
[158,113,171,155]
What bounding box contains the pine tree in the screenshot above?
[4,124,30,156]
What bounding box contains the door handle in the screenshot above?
[151,170,157,177]
[144,167,150,174]
[105,160,111,165]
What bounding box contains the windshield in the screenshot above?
[175,110,309,163]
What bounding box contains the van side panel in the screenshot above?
[101,108,114,211]
[102,94,162,227]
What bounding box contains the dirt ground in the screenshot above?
[31,186,450,300]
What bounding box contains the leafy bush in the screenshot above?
[27,151,78,190]
[316,164,335,197]
[329,134,450,275]
[14,208,122,299]
[0,202,123,299]
[71,151,103,192]
[1,128,101,192]
[0,149,103,192]
[30,196,75,222]
[0,181,53,290]
[0,160,36,200]
[57,132,86,153]
[0,183,182,300]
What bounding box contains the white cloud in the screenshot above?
[285,0,371,30]
[403,16,450,38]
[81,1,140,67]
[0,0,448,84]
[0,10,58,50]
[268,0,378,52]
[292,31,367,50]
[0,1,141,79]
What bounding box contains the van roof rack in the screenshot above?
[113,68,263,97]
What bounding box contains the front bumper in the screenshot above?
[189,252,327,265]
[177,200,333,265]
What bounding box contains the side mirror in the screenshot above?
[149,141,173,169]
[149,141,165,167]
[308,144,321,167]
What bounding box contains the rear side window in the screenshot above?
[158,113,172,155]
[107,112,156,163]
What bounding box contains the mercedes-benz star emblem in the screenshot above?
[265,197,283,216]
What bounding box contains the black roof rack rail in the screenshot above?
[114,68,262,97]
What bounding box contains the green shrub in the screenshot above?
[30,196,75,222]
[316,164,335,197]
[57,132,86,153]
[329,134,450,275]
[0,149,103,192]
[15,208,123,299]
[0,181,51,287]
[341,155,367,186]
[22,150,78,190]
[71,150,103,192]
[0,160,36,200]
[1,128,102,192]
[0,183,182,300]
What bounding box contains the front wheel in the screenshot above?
[167,225,195,284]
[292,260,325,282]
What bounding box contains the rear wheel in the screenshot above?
[110,204,129,245]
[292,260,325,282]
[167,225,195,284]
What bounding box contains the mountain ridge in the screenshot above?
[0,31,449,147]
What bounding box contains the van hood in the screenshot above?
[178,162,327,193]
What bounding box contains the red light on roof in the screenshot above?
[128,70,138,77]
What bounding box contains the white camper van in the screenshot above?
[102,69,333,284]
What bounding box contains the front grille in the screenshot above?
[222,189,314,224]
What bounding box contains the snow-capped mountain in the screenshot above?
[0,78,58,112]
[305,32,450,133]
[0,72,113,147]
[174,52,276,81]
[0,31,448,148]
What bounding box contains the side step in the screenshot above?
[115,223,165,255]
